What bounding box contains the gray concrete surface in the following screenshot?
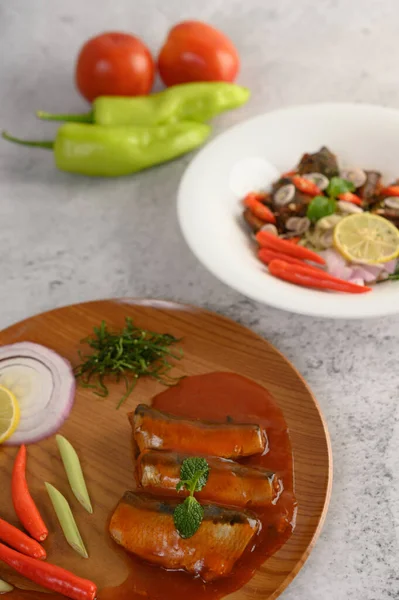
[1,1,398,598]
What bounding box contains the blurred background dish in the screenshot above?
[178,102,399,318]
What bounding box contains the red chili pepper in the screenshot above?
[380,185,399,197]
[258,248,324,270]
[338,192,363,206]
[0,542,97,600]
[243,191,268,202]
[286,236,301,244]
[292,175,321,196]
[243,192,276,224]
[256,230,326,265]
[0,517,45,560]
[268,260,371,294]
[12,445,48,542]
[281,170,297,178]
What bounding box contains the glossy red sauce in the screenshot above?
[101,372,296,600]
[6,373,295,600]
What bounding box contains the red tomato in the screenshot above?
[157,21,239,87]
[75,32,155,102]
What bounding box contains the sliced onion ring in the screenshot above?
[274,183,295,206]
[340,167,367,188]
[384,197,399,210]
[337,200,363,214]
[259,223,278,235]
[302,173,329,191]
[285,216,311,234]
[0,342,75,446]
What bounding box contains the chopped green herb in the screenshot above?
[307,195,336,222]
[74,317,182,408]
[174,457,210,538]
[326,177,355,197]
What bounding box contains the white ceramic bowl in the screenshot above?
[177,103,399,319]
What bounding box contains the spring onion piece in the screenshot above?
[45,483,88,559]
[0,580,13,594]
[56,435,93,514]
[0,342,76,446]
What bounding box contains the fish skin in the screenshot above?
[136,450,282,508]
[130,404,267,459]
[109,492,260,581]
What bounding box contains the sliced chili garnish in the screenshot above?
[380,185,399,197]
[243,193,276,224]
[338,192,363,206]
[256,230,325,265]
[291,175,321,196]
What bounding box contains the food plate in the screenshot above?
[0,299,331,600]
[177,103,399,318]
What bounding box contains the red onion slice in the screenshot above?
[0,342,75,445]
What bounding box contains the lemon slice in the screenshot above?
[333,213,399,264]
[0,385,20,444]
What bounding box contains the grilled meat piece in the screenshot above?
[136,450,281,508]
[297,146,339,178]
[358,170,381,207]
[271,179,312,233]
[109,492,260,581]
[372,206,399,227]
[130,404,267,459]
[275,192,311,232]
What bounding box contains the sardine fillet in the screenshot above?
[136,450,281,508]
[109,492,260,581]
[130,404,267,458]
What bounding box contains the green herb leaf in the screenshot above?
[174,457,210,538]
[173,496,204,539]
[307,195,337,222]
[326,177,355,197]
[74,318,183,408]
[178,457,210,493]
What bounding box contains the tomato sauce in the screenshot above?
[7,372,296,600]
[101,372,296,600]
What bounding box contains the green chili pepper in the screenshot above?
[0,579,13,594]
[45,483,88,559]
[2,121,210,177]
[36,82,250,127]
[56,435,92,514]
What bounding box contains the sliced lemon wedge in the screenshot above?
[333,213,399,264]
[0,385,20,444]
